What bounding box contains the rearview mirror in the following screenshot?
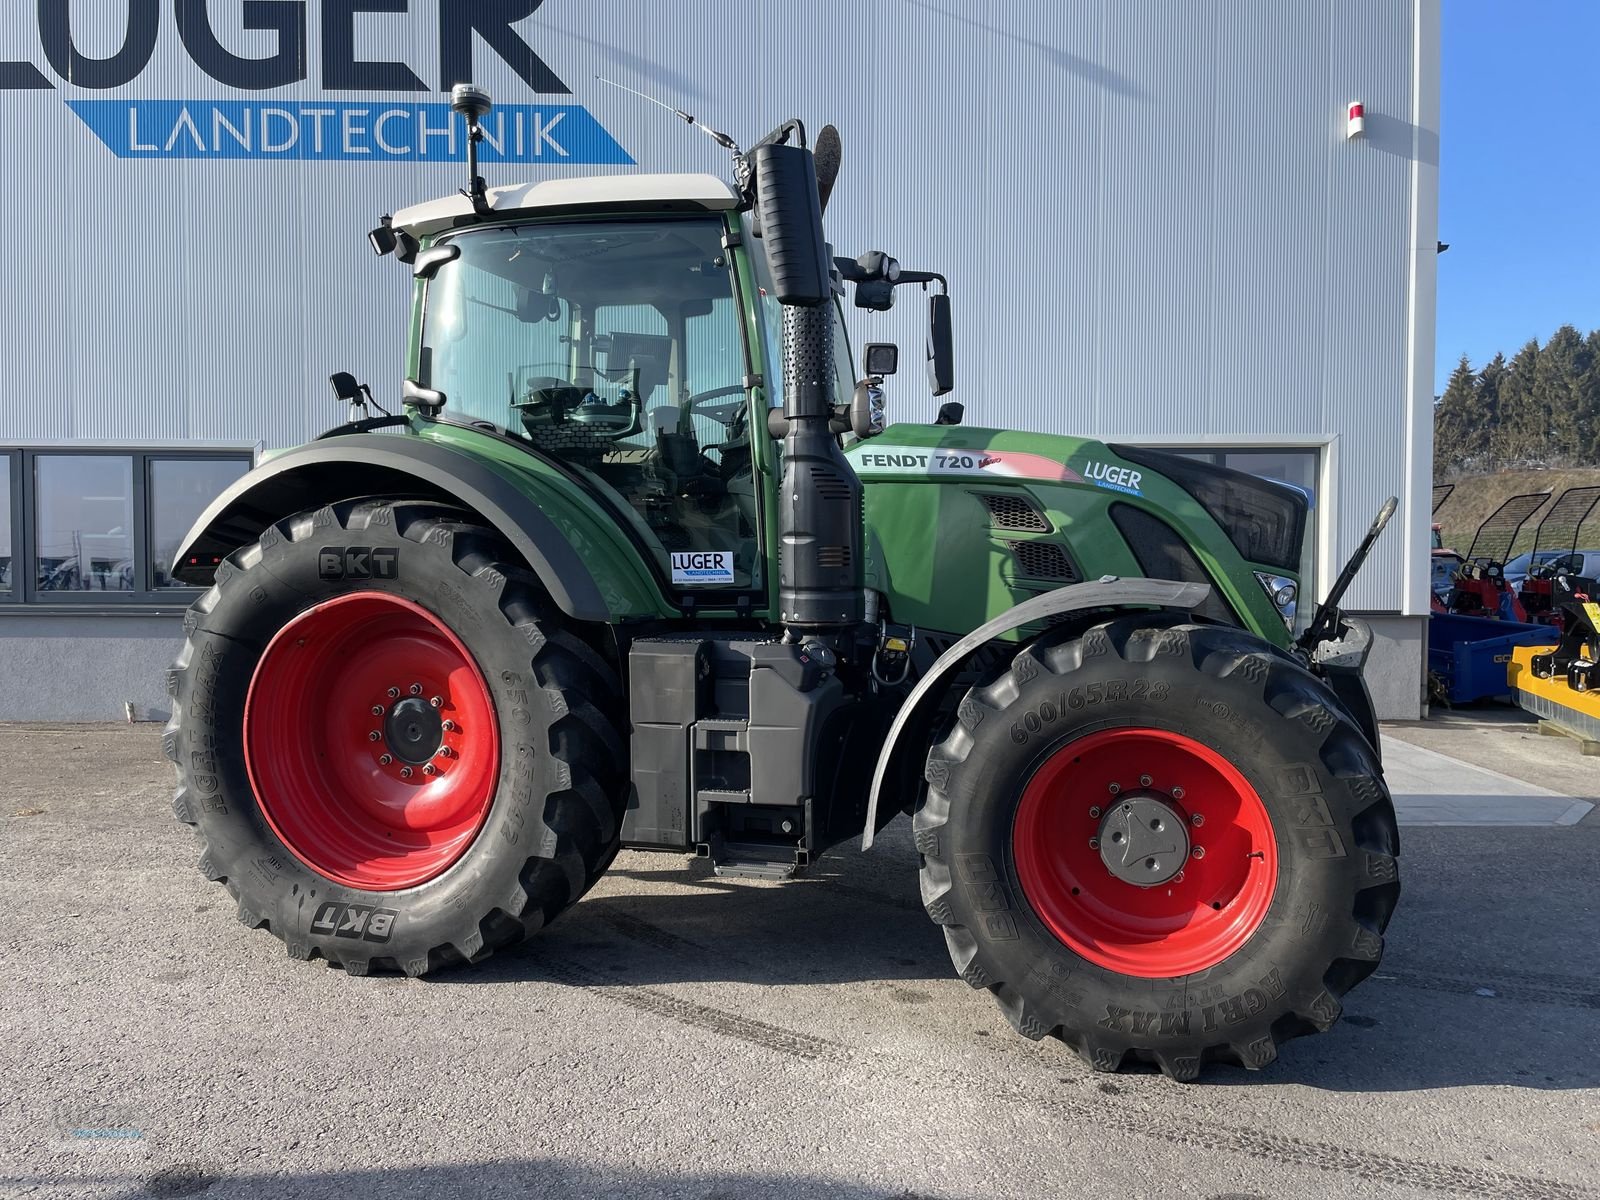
[749,142,831,306]
[413,243,461,280]
[849,380,886,439]
[927,293,954,396]
[862,343,899,377]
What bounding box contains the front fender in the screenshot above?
[173,434,664,623]
[861,577,1211,847]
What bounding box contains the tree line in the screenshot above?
[1434,324,1600,477]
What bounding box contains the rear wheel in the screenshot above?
[165,499,626,976]
[916,615,1399,1079]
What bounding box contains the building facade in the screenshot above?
[0,0,1439,720]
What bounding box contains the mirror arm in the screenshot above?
[893,269,947,293]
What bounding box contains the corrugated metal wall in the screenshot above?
[0,0,1437,613]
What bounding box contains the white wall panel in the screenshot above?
[0,0,1438,613]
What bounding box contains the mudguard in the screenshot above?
[172,434,612,621]
[861,577,1211,847]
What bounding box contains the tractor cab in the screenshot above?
[399,189,787,596]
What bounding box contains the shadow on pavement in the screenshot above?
[11,1159,959,1200]
[428,837,1600,1094]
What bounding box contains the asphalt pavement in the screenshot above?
[1,722,1597,1200]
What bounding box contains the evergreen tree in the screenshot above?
[1473,352,1507,469]
[1495,339,1544,466]
[1577,329,1600,462]
[1432,355,1482,475]
[1533,324,1589,463]
[1432,327,1600,471]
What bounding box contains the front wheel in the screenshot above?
[916,616,1399,1079]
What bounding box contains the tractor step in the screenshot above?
[712,859,798,882]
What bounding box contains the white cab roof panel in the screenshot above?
[393,172,740,237]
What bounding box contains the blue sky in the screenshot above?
[1435,0,1600,390]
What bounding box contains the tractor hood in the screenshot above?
[848,423,1308,647]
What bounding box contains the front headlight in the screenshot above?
[1254,571,1298,628]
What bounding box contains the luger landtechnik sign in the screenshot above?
[1,1,633,164]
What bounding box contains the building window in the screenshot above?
[0,455,13,595]
[35,455,136,593]
[150,458,251,588]
[0,447,252,607]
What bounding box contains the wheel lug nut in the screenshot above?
[409,683,423,696]
[422,764,437,776]
[1088,836,1100,850]
[400,766,413,779]
[1192,846,1205,859]
[429,696,443,709]
[1191,813,1204,827]
[1088,806,1101,819]
[1173,870,1185,883]
[387,687,400,699]
[442,720,457,732]
[371,705,384,716]
[379,754,392,766]
[1107,782,1121,795]
[368,731,381,742]
[1139,774,1152,787]
[437,746,453,759]
[1171,786,1185,801]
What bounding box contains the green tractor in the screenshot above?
[167,87,1400,1079]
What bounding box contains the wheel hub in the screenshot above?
[384,696,443,765]
[1097,793,1190,886]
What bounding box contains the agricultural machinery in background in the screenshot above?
[1517,486,1600,631]
[1428,485,1600,707]
[1435,493,1548,621]
[164,86,1403,1080]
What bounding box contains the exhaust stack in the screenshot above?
[748,138,863,633]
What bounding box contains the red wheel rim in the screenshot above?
[244,592,500,891]
[1011,728,1277,977]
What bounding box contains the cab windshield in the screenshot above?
[419,217,759,590]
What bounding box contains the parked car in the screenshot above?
[1506,549,1600,587]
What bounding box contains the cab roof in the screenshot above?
[392,172,741,238]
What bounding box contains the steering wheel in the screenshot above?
[686,384,747,427]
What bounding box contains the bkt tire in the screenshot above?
[917,616,1399,1080]
[164,499,626,976]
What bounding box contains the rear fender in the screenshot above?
[173,434,659,622]
[862,577,1211,847]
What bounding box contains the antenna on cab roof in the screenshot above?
[595,75,744,158]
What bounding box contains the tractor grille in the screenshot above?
[1005,539,1078,582]
[1108,503,1240,626]
[978,492,1050,532]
